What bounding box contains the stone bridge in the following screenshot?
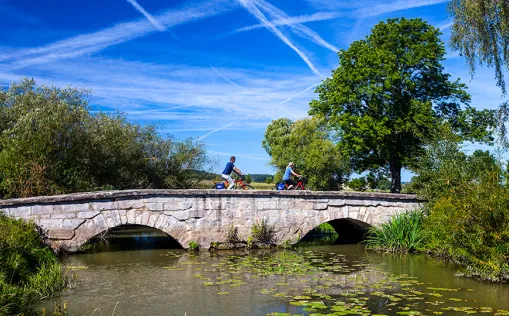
[0,190,422,252]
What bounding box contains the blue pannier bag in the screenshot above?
[276,182,285,190]
[215,182,226,189]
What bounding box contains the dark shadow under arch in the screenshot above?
[80,224,183,253]
[329,218,370,244]
[300,218,371,245]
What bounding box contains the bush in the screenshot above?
[188,241,200,252]
[348,177,367,191]
[0,79,214,198]
[409,125,509,281]
[251,219,276,246]
[0,215,68,315]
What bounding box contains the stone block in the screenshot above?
[10,206,31,218]
[141,211,151,225]
[77,210,100,219]
[328,199,346,207]
[119,210,128,224]
[126,210,136,223]
[179,201,193,210]
[47,229,75,240]
[62,219,85,229]
[61,203,89,212]
[116,198,144,209]
[51,213,76,219]
[314,203,328,210]
[148,213,159,227]
[39,218,63,228]
[163,202,180,211]
[145,202,164,211]
[143,197,170,203]
[31,205,54,215]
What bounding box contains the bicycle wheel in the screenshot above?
[243,184,254,190]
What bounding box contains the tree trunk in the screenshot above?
[389,159,402,193]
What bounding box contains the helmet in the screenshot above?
[289,162,295,167]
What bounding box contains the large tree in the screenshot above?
[262,117,350,191]
[310,18,495,193]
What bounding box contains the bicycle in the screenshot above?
[213,176,254,190]
[272,177,306,190]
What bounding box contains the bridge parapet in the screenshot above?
[0,189,422,252]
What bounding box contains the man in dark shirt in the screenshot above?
[221,156,244,190]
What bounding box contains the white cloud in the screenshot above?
[126,0,166,31]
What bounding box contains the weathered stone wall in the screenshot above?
[0,189,422,252]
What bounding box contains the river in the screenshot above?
[38,228,509,316]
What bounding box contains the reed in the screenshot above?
[364,209,424,253]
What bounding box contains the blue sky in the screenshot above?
[0,0,507,180]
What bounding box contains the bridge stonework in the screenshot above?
[0,190,421,252]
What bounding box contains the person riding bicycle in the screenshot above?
[221,156,244,190]
[282,162,301,190]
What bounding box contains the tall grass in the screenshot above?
[365,210,424,253]
[0,215,70,315]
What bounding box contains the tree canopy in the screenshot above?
[309,18,495,193]
[262,117,350,191]
[0,78,212,198]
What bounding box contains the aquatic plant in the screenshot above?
[188,241,200,252]
[0,215,69,315]
[250,219,276,246]
[365,209,424,253]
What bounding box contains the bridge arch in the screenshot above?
[299,218,371,245]
[81,224,183,251]
[54,208,190,252]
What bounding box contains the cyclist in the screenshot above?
[221,156,244,190]
[283,162,301,190]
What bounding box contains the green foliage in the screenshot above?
[449,0,509,95]
[244,174,252,184]
[250,219,276,246]
[366,172,391,191]
[262,117,350,191]
[188,241,200,252]
[409,124,509,281]
[309,18,496,193]
[348,177,367,191]
[0,79,213,197]
[0,215,68,315]
[264,176,273,184]
[365,210,425,253]
[225,225,241,247]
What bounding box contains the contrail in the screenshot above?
[210,65,249,91]
[197,123,235,140]
[253,0,339,52]
[278,82,320,105]
[236,0,320,75]
[126,0,166,31]
[1,0,233,68]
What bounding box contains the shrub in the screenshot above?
[225,225,241,247]
[251,219,276,246]
[188,241,200,252]
[348,177,367,191]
